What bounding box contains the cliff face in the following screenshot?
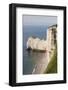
[26,24,57,51]
[47,25,57,51]
[27,37,47,50]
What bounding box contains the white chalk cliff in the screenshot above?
[26,24,57,52]
[27,37,47,51]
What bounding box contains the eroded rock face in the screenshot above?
[27,37,47,51]
[26,24,57,51]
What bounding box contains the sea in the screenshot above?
[23,25,48,75]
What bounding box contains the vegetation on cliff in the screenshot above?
[44,46,57,74]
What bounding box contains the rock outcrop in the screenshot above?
[27,37,47,51]
[26,24,57,52]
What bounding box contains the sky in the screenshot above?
[23,15,57,28]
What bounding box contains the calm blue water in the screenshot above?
[23,26,47,75]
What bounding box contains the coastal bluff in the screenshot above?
[26,24,57,74]
[26,24,57,52]
[26,37,47,51]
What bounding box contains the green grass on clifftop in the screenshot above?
[44,48,57,74]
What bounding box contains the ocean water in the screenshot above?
[23,26,48,75]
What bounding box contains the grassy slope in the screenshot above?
[44,48,57,74]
